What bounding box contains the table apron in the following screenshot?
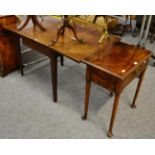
[87,61,148,95]
[22,37,56,58]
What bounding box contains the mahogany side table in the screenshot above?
[82,41,152,137]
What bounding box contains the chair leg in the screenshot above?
[107,93,121,137]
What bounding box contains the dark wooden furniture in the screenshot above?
[4,16,119,102]
[18,15,46,31]
[93,15,105,23]
[3,16,152,137]
[82,41,152,137]
[49,15,85,46]
[0,15,20,76]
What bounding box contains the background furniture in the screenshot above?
[49,15,85,46]
[0,15,20,76]
[18,15,46,31]
[137,15,155,66]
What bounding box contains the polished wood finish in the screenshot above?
[4,16,120,101]
[2,16,152,137]
[18,15,46,31]
[3,16,115,100]
[82,41,151,137]
[4,16,120,62]
[49,15,85,46]
[0,15,20,76]
[83,41,151,80]
[0,15,18,29]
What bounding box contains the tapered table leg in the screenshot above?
[82,67,91,120]
[131,67,147,108]
[60,55,64,66]
[107,94,120,137]
[109,92,113,97]
[16,37,24,76]
[50,53,58,102]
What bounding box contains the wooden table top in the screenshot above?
[4,16,151,80]
[83,41,152,80]
[0,15,14,19]
[0,15,18,29]
[4,16,120,62]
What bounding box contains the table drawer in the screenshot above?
[89,67,121,92]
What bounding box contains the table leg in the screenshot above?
[60,55,64,66]
[16,37,24,76]
[107,93,120,137]
[131,68,147,108]
[50,53,58,102]
[109,92,113,97]
[82,67,91,120]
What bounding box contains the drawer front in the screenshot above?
[88,60,148,94]
[90,67,121,92]
[121,61,148,89]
